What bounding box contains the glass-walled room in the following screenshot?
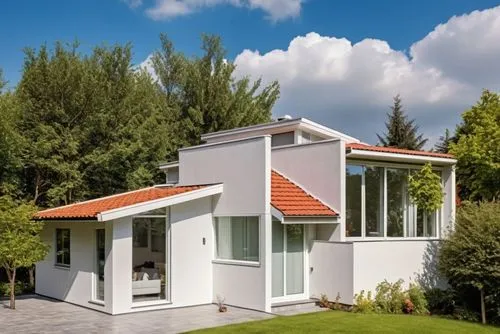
[346,163,441,239]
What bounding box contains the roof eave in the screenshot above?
[97,183,223,222]
[346,149,457,165]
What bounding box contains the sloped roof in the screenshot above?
[35,185,207,220]
[271,170,338,217]
[346,143,454,159]
[36,171,338,220]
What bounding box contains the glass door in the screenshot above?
[95,229,105,302]
[272,220,305,301]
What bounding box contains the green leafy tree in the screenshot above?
[377,95,428,150]
[0,71,23,196]
[17,42,178,206]
[151,33,280,146]
[434,128,453,153]
[438,201,500,324]
[450,90,500,201]
[408,162,444,212]
[0,196,49,309]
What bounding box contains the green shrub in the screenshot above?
[425,288,456,315]
[407,283,428,314]
[374,279,405,314]
[353,290,375,313]
[0,281,25,297]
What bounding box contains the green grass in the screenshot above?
[191,311,499,333]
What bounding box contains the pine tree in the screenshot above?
[434,128,453,153]
[377,95,428,150]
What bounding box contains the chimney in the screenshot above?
[277,115,292,121]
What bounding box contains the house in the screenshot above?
[34,116,456,315]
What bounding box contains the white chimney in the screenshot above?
[277,115,292,121]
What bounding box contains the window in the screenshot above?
[386,168,407,237]
[345,164,441,239]
[55,228,70,266]
[215,216,259,262]
[132,210,168,303]
[346,165,362,237]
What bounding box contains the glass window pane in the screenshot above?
[272,220,284,297]
[387,168,407,237]
[286,224,304,295]
[133,220,149,248]
[215,217,259,262]
[365,166,384,237]
[138,208,167,216]
[151,218,166,252]
[132,217,167,302]
[346,165,363,237]
[56,229,70,266]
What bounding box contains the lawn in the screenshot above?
[191,311,499,333]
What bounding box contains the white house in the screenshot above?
[34,117,456,315]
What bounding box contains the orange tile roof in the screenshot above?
[35,186,207,220]
[346,143,454,159]
[271,170,338,217]
[37,172,338,220]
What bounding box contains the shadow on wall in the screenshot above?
[415,241,447,290]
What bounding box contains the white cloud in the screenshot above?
[142,0,303,21]
[122,0,143,9]
[233,6,500,144]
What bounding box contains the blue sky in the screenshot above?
[2,0,500,143]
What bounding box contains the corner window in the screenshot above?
[55,228,70,267]
[215,217,259,262]
[346,164,441,239]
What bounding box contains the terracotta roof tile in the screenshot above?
[346,143,454,159]
[271,170,338,217]
[35,186,206,220]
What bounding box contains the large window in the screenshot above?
[55,228,71,267]
[132,208,168,303]
[215,216,259,262]
[346,164,441,239]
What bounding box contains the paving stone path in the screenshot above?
[0,295,274,333]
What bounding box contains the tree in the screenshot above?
[438,201,500,324]
[0,70,23,196]
[0,196,49,309]
[434,128,453,153]
[450,90,500,201]
[408,162,444,213]
[377,95,428,150]
[151,33,280,147]
[17,42,179,206]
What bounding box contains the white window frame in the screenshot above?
[131,208,171,305]
[213,215,261,266]
[346,160,442,241]
[55,228,71,268]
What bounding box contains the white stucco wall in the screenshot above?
[179,136,270,215]
[179,136,272,312]
[309,241,354,305]
[272,139,345,241]
[352,240,443,295]
[36,221,110,313]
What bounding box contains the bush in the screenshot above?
[319,294,330,308]
[374,279,405,314]
[353,290,375,313]
[0,281,25,297]
[425,288,456,316]
[407,283,428,314]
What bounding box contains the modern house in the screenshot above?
[34,117,456,315]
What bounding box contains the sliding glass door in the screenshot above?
[272,220,305,301]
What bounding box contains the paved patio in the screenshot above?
[1,295,274,333]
